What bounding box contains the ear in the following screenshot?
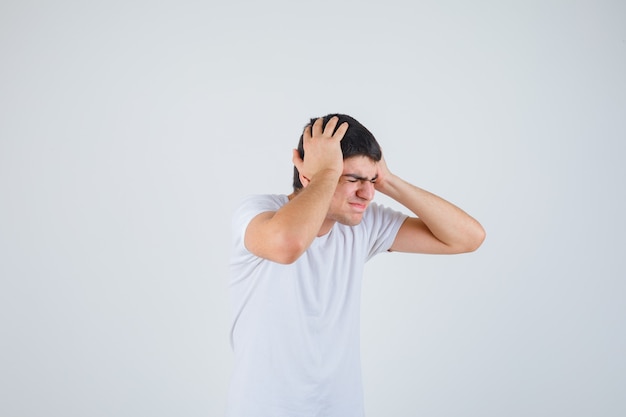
[299,172,310,188]
[292,149,310,188]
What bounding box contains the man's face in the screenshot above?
[326,156,378,226]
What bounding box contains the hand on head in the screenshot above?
[373,151,394,193]
[292,117,349,187]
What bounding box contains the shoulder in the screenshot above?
[362,202,408,227]
[362,202,408,243]
[334,202,408,260]
[234,194,288,216]
[232,194,287,230]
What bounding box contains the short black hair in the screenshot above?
[293,113,382,191]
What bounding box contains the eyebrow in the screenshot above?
[342,173,378,182]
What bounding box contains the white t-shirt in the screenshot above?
[228,194,407,417]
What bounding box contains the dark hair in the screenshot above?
[292,113,382,191]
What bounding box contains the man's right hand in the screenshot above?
[292,116,348,187]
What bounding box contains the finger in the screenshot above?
[311,117,324,138]
[303,124,312,141]
[333,121,349,141]
[322,116,339,137]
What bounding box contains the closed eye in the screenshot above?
[343,174,378,184]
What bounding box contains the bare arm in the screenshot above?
[244,117,348,264]
[375,156,486,254]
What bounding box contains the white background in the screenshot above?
[1,1,624,416]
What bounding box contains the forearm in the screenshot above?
[244,170,339,264]
[276,169,339,241]
[378,174,485,251]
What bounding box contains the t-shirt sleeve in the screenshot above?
[363,202,408,261]
[231,194,286,257]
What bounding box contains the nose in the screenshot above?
[357,181,375,201]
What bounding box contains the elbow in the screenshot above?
[447,223,486,254]
[270,234,307,264]
[273,250,303,265]
[463,224,486,253]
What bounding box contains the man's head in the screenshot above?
[292,113,382,192]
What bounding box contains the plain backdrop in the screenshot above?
[1,1,624,416]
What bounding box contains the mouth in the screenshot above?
[349,202,367,212]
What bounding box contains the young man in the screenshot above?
[228,114,485,417]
